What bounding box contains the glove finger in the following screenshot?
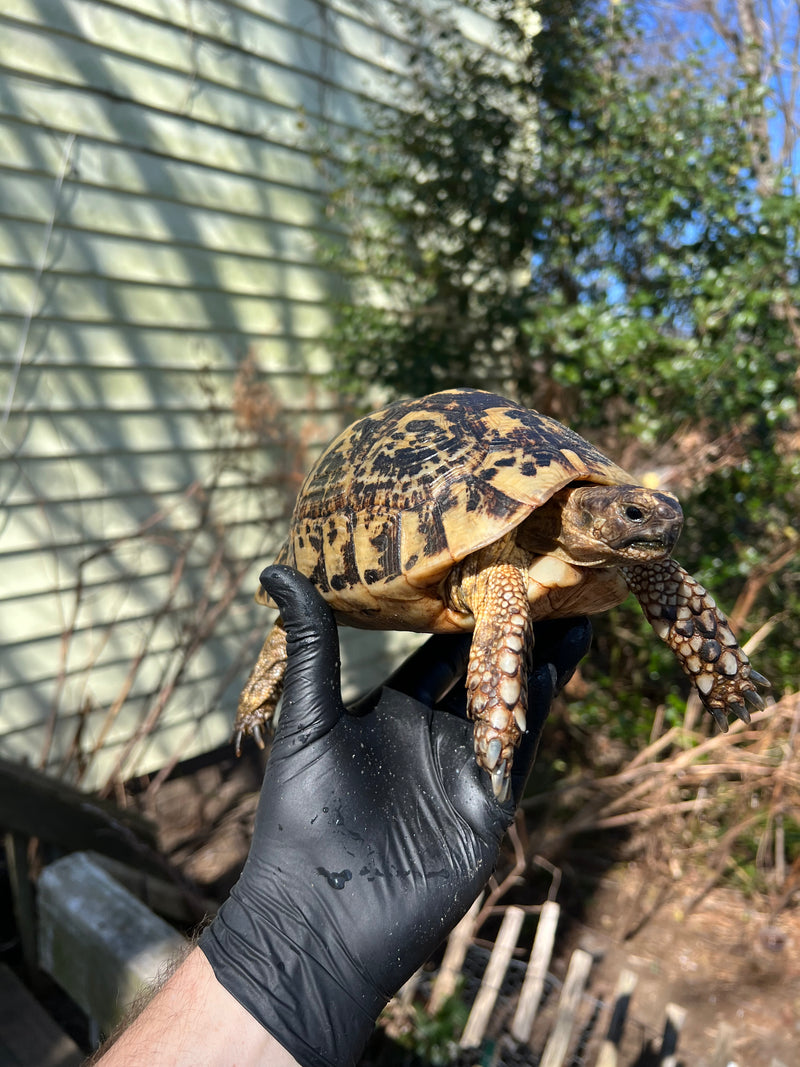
[259,565,346,746]
[529,616,593,695]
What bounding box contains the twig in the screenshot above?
[684,812,766,912]
[476,812,528,929]
[729,540,798,635]
[524,694,799,890]
[592,797,713,830]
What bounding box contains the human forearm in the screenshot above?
[94,947,298,1067]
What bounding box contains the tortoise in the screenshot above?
[235,388,769,801]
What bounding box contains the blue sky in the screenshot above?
[634,0,799,181]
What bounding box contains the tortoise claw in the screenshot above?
[233,722,266,757]
[744,688,766,712]
[491,760,509,801]
[749,670,771,690]
[729,702,751,725]
[485,738,503,771]
[708,705,730,732]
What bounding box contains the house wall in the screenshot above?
[0,0,447,789]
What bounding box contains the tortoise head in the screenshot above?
[522,484,684,566]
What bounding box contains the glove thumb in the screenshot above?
[259,565,346,752]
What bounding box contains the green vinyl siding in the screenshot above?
[0,0,437,789]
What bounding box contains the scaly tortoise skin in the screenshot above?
[235,388,769,801]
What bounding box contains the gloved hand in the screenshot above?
[200,565,590,1067]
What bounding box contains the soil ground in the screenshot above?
[557,868,800,1066]
[131,746,800,1067]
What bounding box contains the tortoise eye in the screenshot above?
[625,505,645,522]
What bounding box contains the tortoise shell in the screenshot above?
[262,388,630,622]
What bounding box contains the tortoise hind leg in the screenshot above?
[466,560,533,802]
[624,559,770,729]
[234,619,288,755]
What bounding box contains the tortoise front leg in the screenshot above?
[624,559,769,730]
[234,619,288,754]
[466,561,533,802]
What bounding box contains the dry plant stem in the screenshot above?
[99,539,250,796]
[728,539,798,635]
[527,708,785,825]
[683,692,702,732]
[89,554,189,772]
[592,798,714,831]
[475,813,528,930]
[143,639,256,801]
[624,726,682,771]
[38,360,309,790]
[759,699,800,890]
[91,467,256,795]
[684,812,767,913]
[522,727,684,815]
[44,482,208,770]
[742,611,787,659]
[524,696,799,892]
[649,703,666,744]
[43,481,205,775]
[531,853,562,902]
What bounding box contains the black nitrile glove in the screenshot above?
[200,565,591,1067]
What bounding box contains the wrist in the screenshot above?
[200,885,385,1067]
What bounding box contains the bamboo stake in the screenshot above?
[459,905,525,1049]
[397,969,422,1007]
[659,1002,687,1067]
[427,895,483,1015]
[510,900,560,1042]
[538,948,593,1067]
[594,968,637,1067]
[709,1022,736,1067]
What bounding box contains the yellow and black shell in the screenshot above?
[259,388,631,626]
